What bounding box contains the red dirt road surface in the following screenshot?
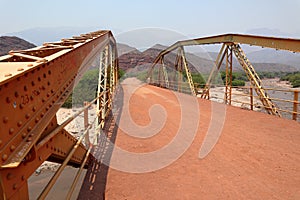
[79,80,300,200]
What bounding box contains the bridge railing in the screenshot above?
[194,83,300,121]
[38,91,111,199]
[150,79,299,121]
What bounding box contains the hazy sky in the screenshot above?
[1,0,300,37]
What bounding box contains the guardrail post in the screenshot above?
[293,91,298,121]
[84,101,90,146]
[250,86,253,110]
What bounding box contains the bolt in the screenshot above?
[2,154,8,161]
[22,133,27,138]
[27,126,32,132]
[17,121,23,127]
[9,128,14,134]
[10,145,16,151]
[25,113,31,119]
[7,173,13,180]
[3,117,8,123]
[4,73,12,77]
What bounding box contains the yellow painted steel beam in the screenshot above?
[152,33,300,67]
[0,30,117,199]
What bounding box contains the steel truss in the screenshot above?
[0,30,118,199]
[148,33,300,116]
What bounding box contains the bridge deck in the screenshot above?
[79,82,300,200]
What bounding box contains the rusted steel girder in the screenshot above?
[0,30,117,199]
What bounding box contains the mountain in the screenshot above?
[5,26,99,46]
[0,36,36,56]
[117,43,139,56]
[247,49,300,70]
[118,43,299,74]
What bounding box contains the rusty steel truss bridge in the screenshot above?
[0,30,299,199]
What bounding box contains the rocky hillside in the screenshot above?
[0,36,36,56]
[118,43,299,74]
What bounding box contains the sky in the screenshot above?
[1,0,300,36]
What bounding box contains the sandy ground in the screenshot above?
[77,78,300,199]
[29,78,299,199]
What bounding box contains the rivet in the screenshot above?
[39,156,42,161]
[38,77,41,81]
[4,73,12,77]
[10,145,16,151]
[32,106,37,112]
[27,64,33,67]
[24,86,28,91]
[2,154,8,161]
[41,86,45,90]
[17,68,24,71]
[42,98,46,103]
[22,133,27,138]
[9,128,14,134]
[14,92,19,98]
[30,96,34,100]
[7,173,13,180]
[19,104,24,109]
[25,113,31,119]
[0,140,2,146]
[35,118,39,123]
[21,176,25,181]
[47,81,50,86]
[26,138,32,142]
[13,184,17,190]
[3,117,9,123]
[47,93,50,97]
[6,97,11,103]
[27,126,32,132]
[17,121,23,127]
[31,81,35,86]
[51,89,54,93]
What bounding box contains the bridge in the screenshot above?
[0,30,299,199]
